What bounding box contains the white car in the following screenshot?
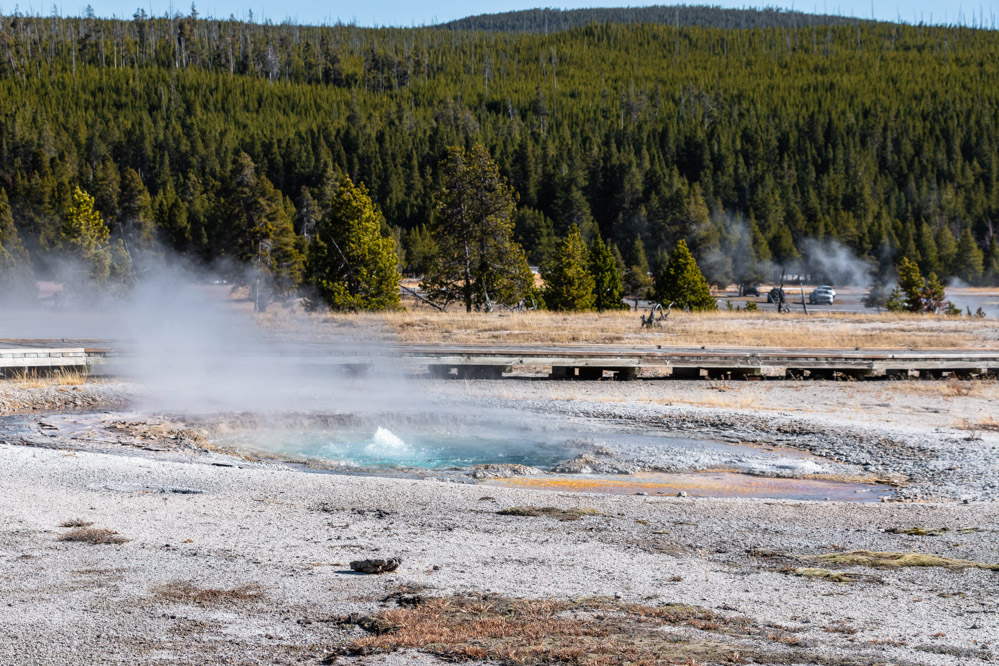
[808,286,835,305]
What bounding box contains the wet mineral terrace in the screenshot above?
[0,410,895,502]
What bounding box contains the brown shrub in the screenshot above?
[59,518,94,528]
[58,528,128,545]
[338,595,732,665]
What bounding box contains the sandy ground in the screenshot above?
[2,378,999,665]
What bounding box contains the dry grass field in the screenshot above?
[292,310,996,350]
[3,369,90,388]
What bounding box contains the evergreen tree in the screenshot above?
[898,222,920,266]
[652,239,717,311]
[769,226,800,266]
[750,219,772,266]
[985,236,999,284]
[589,235,627,311]
[402,225,437,276]
[923,271,947,313]
[890,257,924,313]
[91,159,120,223]
[953,229,984,284]
[306,175,400,311]
[422,144,532,311]
[935,226,958,276]
[118,168,155,251]
[543,225,596,311]
[886,257,951,314]
[0,189,32,294]
[154,183,191,252]
[60,187,113,286]
[225,153,304,308]
[624,236,653,302]
[295,189,320,240]
[916,222,941,278]
[513,207,556,267]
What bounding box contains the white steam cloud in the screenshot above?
[0,253,417,416]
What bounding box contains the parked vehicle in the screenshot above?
[808,286,835,305]
[766,287,785,303]
[741,283,760,297]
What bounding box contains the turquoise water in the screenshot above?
[236,424,590,469]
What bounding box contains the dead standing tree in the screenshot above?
[640,301,673,329]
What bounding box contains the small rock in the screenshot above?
[349,558,402,574]
[677,491,688,498]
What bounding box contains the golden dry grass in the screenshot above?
[957,416,999,432]
[298,310,992,350]
[792,568,863,584]
[4,368,90,388]
[885,377,998,398]
[811,551,998,570]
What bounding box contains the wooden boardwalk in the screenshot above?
[2,339,998,380]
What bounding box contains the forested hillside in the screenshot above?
[441,6,867,32]
[1,10,998,300]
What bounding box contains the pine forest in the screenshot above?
[2,8,999,308]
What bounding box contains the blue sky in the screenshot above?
[8,0,999,28]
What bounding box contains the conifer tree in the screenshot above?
[985,236,999,284]
[624,236,652,301]
[886,257,951,314]
[61,187,113,286]
[769,226,799,266]
[422,144,532,311]
[306,175,400,311]
[916,222,941,277]
[118,168,155,250]
[153,182,191,251]
[0,189,32,294]
[935,226,958,276]
[513,207,556,267]
[402,225,437,276]
[953,229,984,284]
[889,257,924,313]
[226,153,304,308]
[91,159,121,222]
[652,239,717,311]
[898,222,920,266]
[589,235,627,311]
[543,225,595,311]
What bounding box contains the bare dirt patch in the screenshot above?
[153,582,265,605]
[497,506,603,521]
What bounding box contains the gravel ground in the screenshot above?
[443,378,999,502]
[2,377,998,665]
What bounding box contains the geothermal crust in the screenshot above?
[1,378,998,665]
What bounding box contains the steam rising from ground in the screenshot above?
[796,239,875,289]
[0,255,418,415]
